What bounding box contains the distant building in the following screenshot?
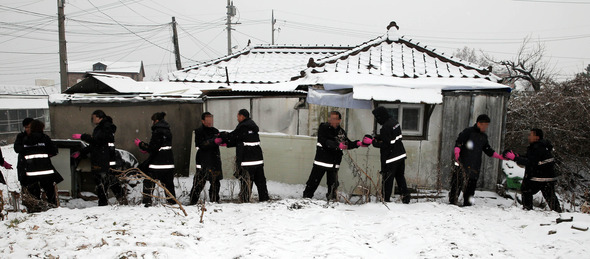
[67,61,145,90]
[0,85,59,144]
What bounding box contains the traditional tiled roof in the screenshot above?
[305,28,500,82]
[168,45,352,84]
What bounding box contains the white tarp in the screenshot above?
[306,88,371,109]
[352,85,443,104]
[0,98,48,109]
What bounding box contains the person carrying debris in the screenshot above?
[219,109,269,202]
[450,114,505,206]
[189,112,223,204]
[303,111,368,200]
[504,128,562,212]
[135,112,176,207]
[72,110,126,206]
[16,119,63,206]
[371,106,410,204]
[14,117,33,189]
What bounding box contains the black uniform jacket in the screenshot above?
[372,117,407,169]
[81,117,117,172]
[18,132,63,183]
[313,122,359,169]
[194,125,222,173]
[222,118,264,167]
[455,125,495,171]
[514,139,557,181]
[140,120,174,171]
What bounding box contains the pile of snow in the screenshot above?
[1,146,589,257]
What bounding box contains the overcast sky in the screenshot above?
[1,0,589,87]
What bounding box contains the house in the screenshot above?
[0,85,59,144]
[67,61,146,90]
[190,24,510,193]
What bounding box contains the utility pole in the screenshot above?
[271,10,276,45]
[57,0,68,92]
[171,17,182,70]
[226,0,236,55]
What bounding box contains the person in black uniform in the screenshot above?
[14,117,33,189]
[72,110,125,206]
[302,111,367,200]
[371,106,411,203]
[17,120,63,206]
[219,109,269,203]
[136,112,176,207]
[189,112,223,204]
[504,128,562,212]
[450,114,505,206]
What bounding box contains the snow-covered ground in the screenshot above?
[0,146,589,258]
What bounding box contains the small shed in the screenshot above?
[50,73,207,176]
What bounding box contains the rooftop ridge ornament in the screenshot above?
[387,21,400,42]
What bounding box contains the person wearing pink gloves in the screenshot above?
[371,106,410,204]
[0,148,13,184]
[72,110,125,206]
[504,128,561,212]
[449,114,505,206]
[303,111,366,200]
[136,112,176,207]
[189,112,223,204]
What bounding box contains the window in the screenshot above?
[0,109,50,134]
[377,103,425,137]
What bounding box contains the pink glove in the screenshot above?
[454,147,460,162]
[140,150,148,154]
[71,152,80,159]
[214,138,223,145]
[220,143,227,147]
[339,142,348,150]
[134,138,142,147]
[362,136,373,146]
[356,141,364,147]
[504,151,516,160]
[72,134,82,140]
[2,161,12,169]
[492,152,505,160]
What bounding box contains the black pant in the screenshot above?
[142,169,176,205]
[382,160,409,203]
[521,179,562,212]
[94,171,125,206]
[189,168,222,204]
[236,165,269,202]
[25,179,57,206]
[303,165,339,200]
[449,166,479,206]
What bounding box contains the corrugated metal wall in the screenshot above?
[439,91,510,190]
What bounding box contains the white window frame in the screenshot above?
[378,103,425,137]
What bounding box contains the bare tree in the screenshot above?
[488,36,554,91]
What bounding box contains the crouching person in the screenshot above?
[135,112,176,207]
[190,112,223,204]
[303,111,367,200]
[504,128,562,212]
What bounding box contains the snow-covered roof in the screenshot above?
[168,45,351,84]
[0,85,59,95]
[305,27,500,82]
[301,25,510,106]
[68,61,144,74]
